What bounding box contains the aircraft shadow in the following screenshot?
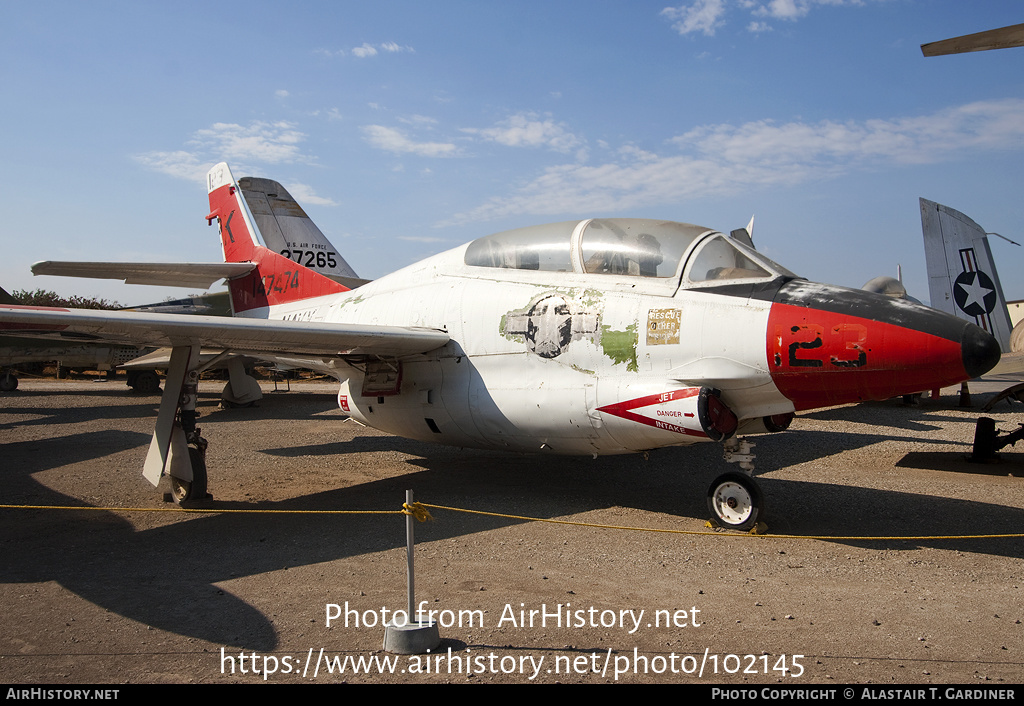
[797,400,989,433]
[1,430,150,497]
[209,391,342,422]
[0,399,160,429]
[895,450,1024,476]
[4,394,1022,650]
[6,457,1023,652]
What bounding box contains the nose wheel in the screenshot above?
[707,471,763,530]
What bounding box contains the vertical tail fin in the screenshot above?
[236,176,360,281]
[921,198,1013,352]
[206,163,347,314]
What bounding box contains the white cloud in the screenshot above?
[661,0,727,37]
[284,182,337,207]
[754,0,809,19]
[133,150,212,183]
[753,0,858,21]
[275,89,289,98]
[444,99,1024,224]
[351,43,378,58]
[674,99,1024,166]
[618,144,659,162]
[351,41,414,58]
[663,0,871,36]
[135,121,315,182]
[463,113,583,153]
[361,125,458,157]
[191,121,309,164]
[398,114,439,126]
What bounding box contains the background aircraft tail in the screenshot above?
[206,163,348,314]
[921,198,1014,353]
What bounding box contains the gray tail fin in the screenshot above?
[921,197,1013,352]
[236,177,366,288]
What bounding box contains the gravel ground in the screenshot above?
[1,377,1022,684]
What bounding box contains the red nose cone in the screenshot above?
[767,282,999,410]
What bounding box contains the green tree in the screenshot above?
[10,288,123,310]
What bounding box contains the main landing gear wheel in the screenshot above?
[130,370,161,394]
[707,472,763,531]
[0,373,17,392]
[169,447,208,504]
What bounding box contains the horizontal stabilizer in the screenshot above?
[331,275,373,290]
[31,261,256,288]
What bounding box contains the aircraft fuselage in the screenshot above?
[244,220,998,457]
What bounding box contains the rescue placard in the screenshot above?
[647,308,681,345]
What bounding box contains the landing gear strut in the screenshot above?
[707,437,764,531]
[167,367,210,504]
[142,345,212,504]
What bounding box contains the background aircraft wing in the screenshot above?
[922,23,1024,57]
[0,306,449,358]
[30,262,256,288]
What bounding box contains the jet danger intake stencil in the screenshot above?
[597,388,710,438]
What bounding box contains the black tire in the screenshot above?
[0,373,17,392]
[707,471,763,530]
[130,371,160,394]
[169,447,208,504]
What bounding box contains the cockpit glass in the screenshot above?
[463,222,574,272]
[685,235,772,283]
[580,219,699,278]
[464,218,708,280]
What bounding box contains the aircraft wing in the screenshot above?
[0,306,449,358]
[31,261,256,288]
[922,23,1024,56]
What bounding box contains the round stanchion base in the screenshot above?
[383,618,441,655]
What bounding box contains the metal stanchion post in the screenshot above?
[383,489,440,654]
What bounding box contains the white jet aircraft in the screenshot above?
[0,164,1002,529]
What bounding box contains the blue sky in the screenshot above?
[3,1,1024,304]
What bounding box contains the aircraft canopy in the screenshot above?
[464,217,794,285]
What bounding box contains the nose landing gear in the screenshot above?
[707,438,764,531]
[707,471,763,530]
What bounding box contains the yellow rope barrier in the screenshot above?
[402,501,434,522]
[418,503,1024,539]
[0,503,399,515]
[2,501,1023,540]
